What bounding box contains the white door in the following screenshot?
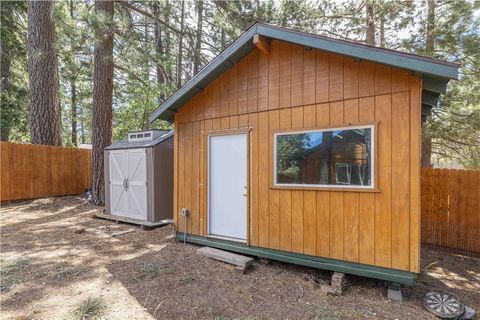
[109,148,148,220]
[208,133,248,242]
[109,150,129,216]
[127,149,148,220]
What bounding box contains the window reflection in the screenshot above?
[275,127,373,187]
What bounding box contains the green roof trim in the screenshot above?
[150,23,459,124]
[176,232,417,285]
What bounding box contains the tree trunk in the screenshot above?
[426,0,435,54]
[176,0,185,88]
[365,1,375,45]
[71,80,77,146]
[319,132,333,184]
[164,0,172,80]
[80,104,85,144]
[421,133,433,167]
[70,0,77,147]
[27,0,62,146]
[153,2,166,102]
[0,2,12,141]
[422,0,436,167]
[193,0,203,75]
[91,0,114,205]
[379,15,385,47]
[220,28,226,50]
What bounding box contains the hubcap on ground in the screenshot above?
[423,291,465,319]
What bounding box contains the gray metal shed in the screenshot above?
[103,129,173,227]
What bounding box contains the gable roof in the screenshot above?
[105,130,173,150]
[150,22,460,124]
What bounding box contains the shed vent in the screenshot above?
[128,130,154,142]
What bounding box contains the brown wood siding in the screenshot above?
[174,40,421,273]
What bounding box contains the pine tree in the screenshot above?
[27,0,62,146]
[91,0,114,205]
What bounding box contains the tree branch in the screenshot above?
[121,1,184,35]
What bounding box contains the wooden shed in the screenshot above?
[149,23,459,285]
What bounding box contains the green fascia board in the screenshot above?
[150,22,459,124]
[176,232,416,285]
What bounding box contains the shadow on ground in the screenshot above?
[1,196,479,320]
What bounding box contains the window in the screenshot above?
[274,125,374,189]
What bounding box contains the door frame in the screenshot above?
[203,128,252,244]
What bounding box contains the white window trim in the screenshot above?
[273,124,375,190]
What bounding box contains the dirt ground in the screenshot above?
[1,196,479,320]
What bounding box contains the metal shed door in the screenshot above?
[127,149,148,220]
[109,150,129,216]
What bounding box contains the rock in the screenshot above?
[74,227,85,234]
[459,306,476,320]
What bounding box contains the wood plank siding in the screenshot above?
[0,142,92,201]
[173,40,421,273]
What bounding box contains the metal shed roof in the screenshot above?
[150,22,460,124]
[105,130,173,150]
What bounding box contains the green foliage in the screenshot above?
[0,257,31,292]
[0,0,29,141]
[420,0,480,168]
[276,134,309,179]
[1,0,478,167]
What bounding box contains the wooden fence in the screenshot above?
[421,168,480,257]
[0,142,92,202]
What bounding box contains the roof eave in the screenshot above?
[257,24,459,80]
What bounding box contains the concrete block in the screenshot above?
[321,272,346,296]
[387,283,403,302]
